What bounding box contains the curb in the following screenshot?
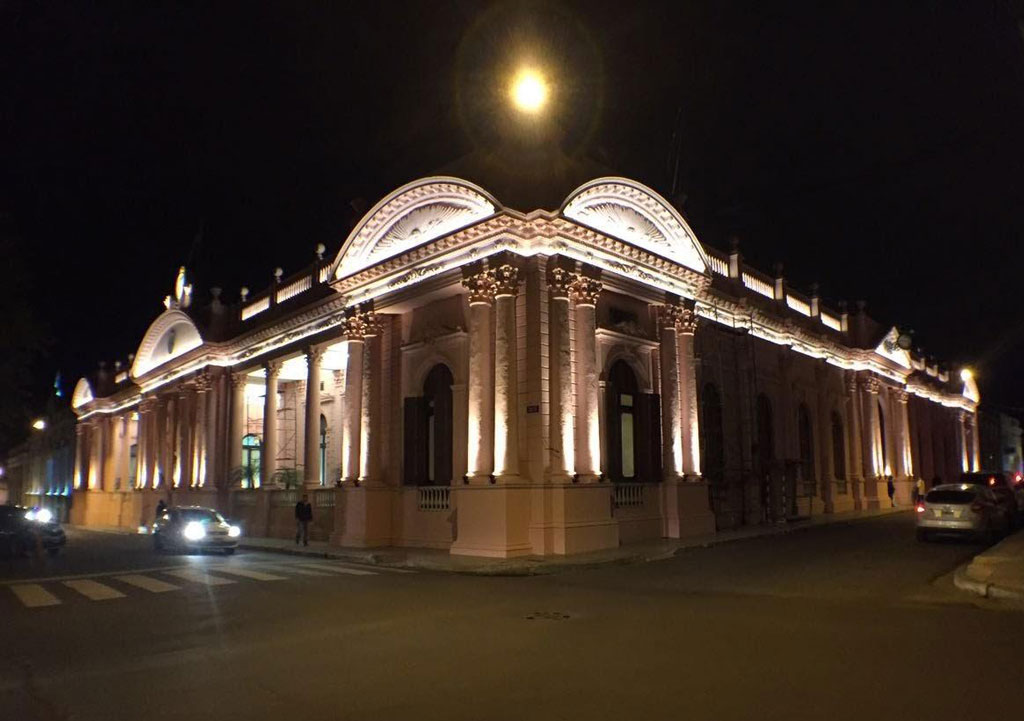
[238,508,910,576]
[953,564,1024,602]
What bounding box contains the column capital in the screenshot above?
[306,345,327,366]
[75,422,86,437]
[139,396,160,413]
[264,359,282,380]
[659,298,697,335]
[956,409,968,423]
[893,388,909,404]
[194,373,212,393]
[547,265,575,300]
[462,268,497,305]
[492,263,521,297]
[844,373,859,396]
[230,372,249,390]
[861,376,880,395]
[341,303,379,340]
[569,276,602,307]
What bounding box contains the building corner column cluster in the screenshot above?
[303,345,325,487]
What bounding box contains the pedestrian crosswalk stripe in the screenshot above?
[163,569,236,586]
[63,579,125,601]
[261,564,330,576]
[11,584,61,608]
[114,574,180,593]
[296,563,377,576]
[210,567,286,581]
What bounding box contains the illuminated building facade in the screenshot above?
[69,177,980,556]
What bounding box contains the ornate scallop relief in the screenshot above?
[333,177,498,280]
[562,178,709,276]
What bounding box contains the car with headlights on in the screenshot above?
[915,484,1011,542]
[152,506,241,554]
[0,504,66,557]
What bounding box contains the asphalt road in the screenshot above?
[1,515,1021,721]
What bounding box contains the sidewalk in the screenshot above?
[239,505,908,575]
[954,528,1024,601]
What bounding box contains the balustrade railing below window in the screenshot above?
[418,486,450,511]
[613,483,645,509]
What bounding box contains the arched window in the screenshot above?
[606,360,639,481]
[798,403,815,490]
[319,414,328,486]
[700,384,725,485]
[242,434,262,489]
[405,364,454,485]
[755,394,774,477]
[831,411,846,485]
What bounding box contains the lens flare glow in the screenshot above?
[509,68,548,113]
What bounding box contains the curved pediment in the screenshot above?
[131,309,203,379]
[71,377,94,410]
[332,177,499,281]
[874,327,912,370]
[562,178,709,275]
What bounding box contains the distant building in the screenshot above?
[0,403,75,519]
[979,409,1023,474]
[69,177,980,556]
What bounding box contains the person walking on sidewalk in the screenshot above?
[886,476,896,507]
[295,494,313,546]
[914,477,926,505]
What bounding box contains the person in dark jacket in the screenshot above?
[886,476,896,507]
[155,499,168,521]
[295,494,313,546]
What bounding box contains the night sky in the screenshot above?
[2,1,1023,433]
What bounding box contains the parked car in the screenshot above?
[0,504,67,557]
[916,484,1011,542]
[152,506,241,554]
[958,472,1020,526]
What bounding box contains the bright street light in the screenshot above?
[960,368,973,382]
[509,67,549,114]
[32,418,47,431]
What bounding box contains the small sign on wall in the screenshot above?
[526,405,540,414]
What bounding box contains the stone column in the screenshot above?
[892,388,914,505]
[844,375,863,507]
[359,314,384,485]
[203,374,220,489]
[341,311,366,483]
[571,274,602,482]
[230,373,247,485]
[262,360,281,488]
[547,265,575,481]
[303,345,325,487]
[463,267,496,482]
[677,299,701,478]
[192,375,211,487]
[176,387,193,488]
[957,410,969,473]
[969,412,981,473]
[492,262,521,481]
[73,423,86,490]
[861,377,884,506]
[658,301,684,480]
[137,398,154,488]
[88,418,104,490]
